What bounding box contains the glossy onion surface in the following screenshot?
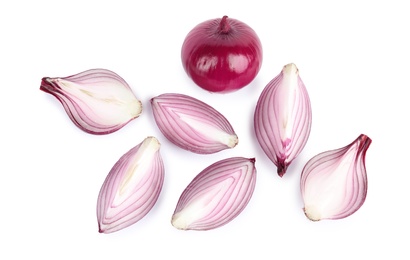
[181,15,263,93]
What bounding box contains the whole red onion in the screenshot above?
[181,16,263,93]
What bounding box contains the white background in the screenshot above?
[1,0,409,259]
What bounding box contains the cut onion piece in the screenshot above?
[254,63,312,177]
[40,68,142,135]
[97,136,164,233]
[301,134,372,221]
[150,93,238,154]
[171,157,256,231]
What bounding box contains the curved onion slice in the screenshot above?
[254,63,312,177]
[171,157,256,230]
[97,136,164,234]
[150,93,238,154]
[300,134,372,221]
[40,68,142,135]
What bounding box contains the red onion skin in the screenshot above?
[181,16,263,93]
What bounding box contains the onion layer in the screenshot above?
[40,68,142,135]
[181,15,263,93]
[254,63,312,177]
[171,157,256,230]
[97,136,164,233]
[150,93,238,154]
[300,134,372,221]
